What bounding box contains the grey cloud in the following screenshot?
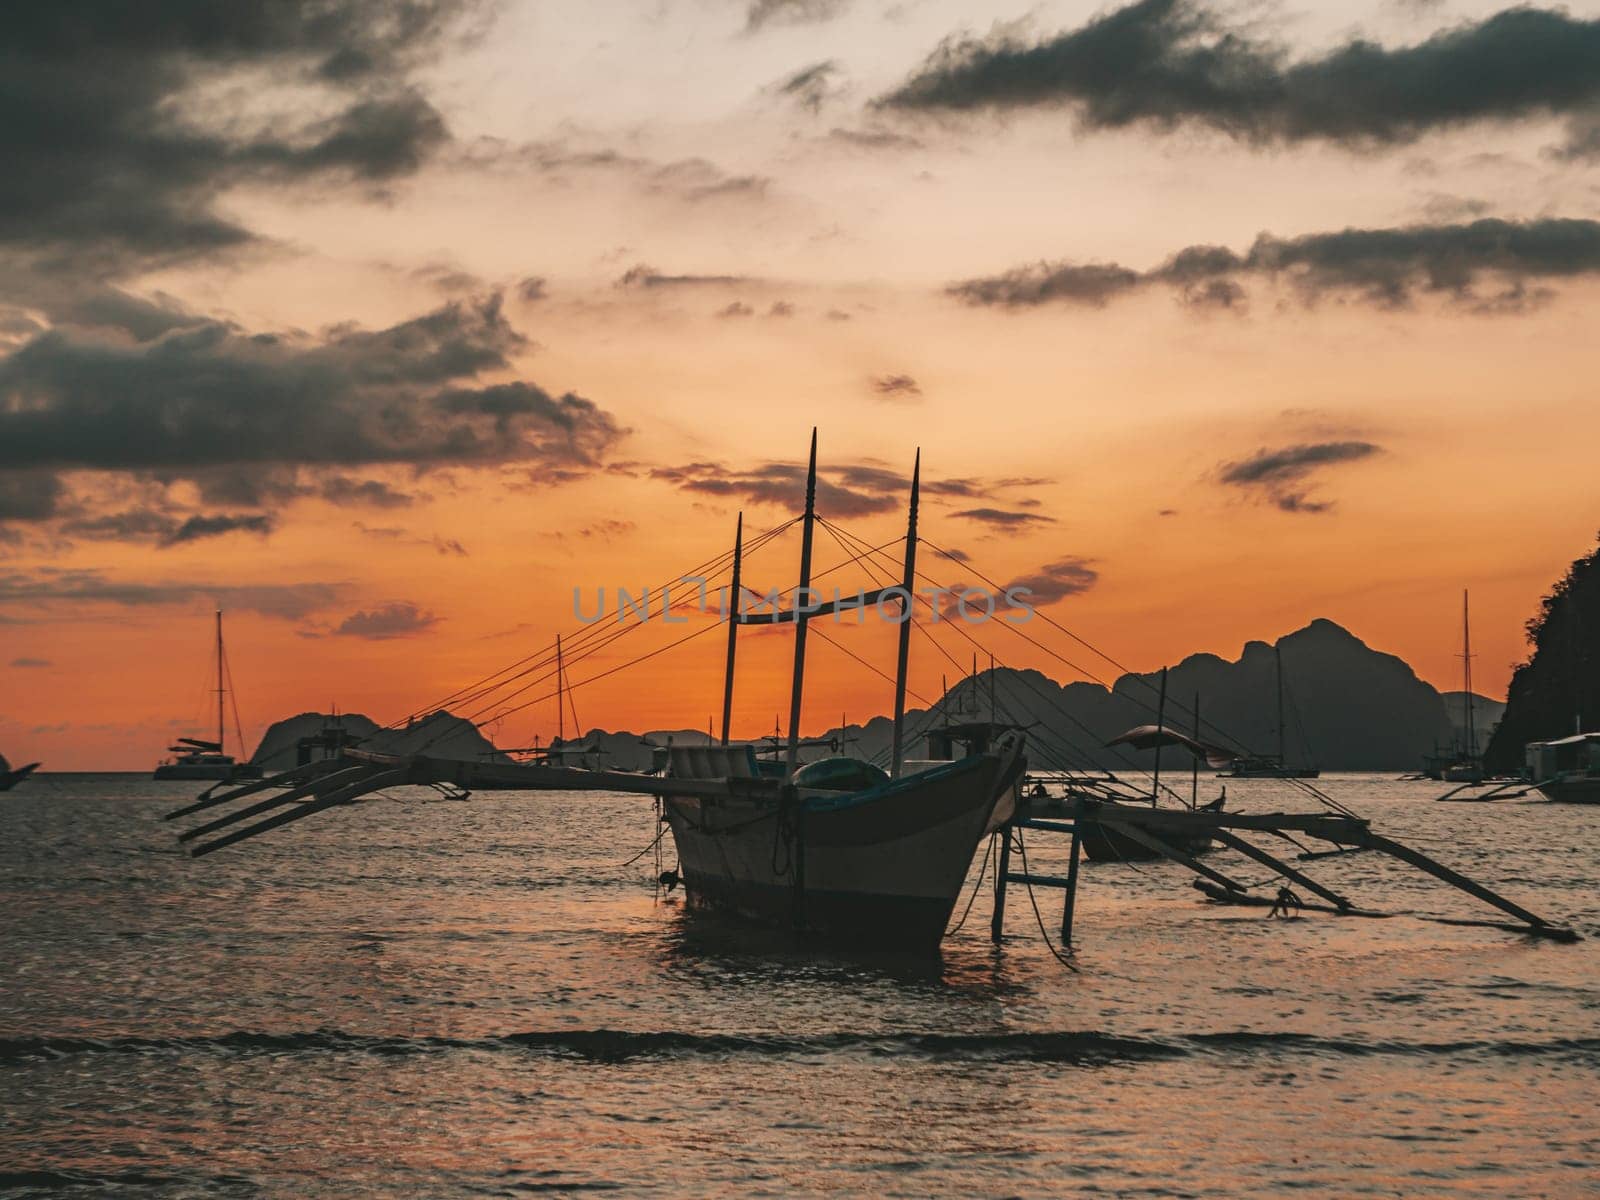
[950,218,1600,312]
[871,374,923,400]
[616,264,748,289]
[0,473,66,520]
[332,601,440,639]
[1218,441,1382,514]
[777,61,844,114]
[0,568,344,620]
[0,293,621,476]
[1005,557,1099,605]
[881,0,1600,155]
[746,0,850,34]
[0,1,478,268]
[9,657,50,668]
[162,513,275,546]
[320,477,419,508]
[951,507,1057,529]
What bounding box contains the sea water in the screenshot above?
[2,774,1597,1197]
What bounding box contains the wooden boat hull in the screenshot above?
[664,743,1022,950]
[1077,821,1214,862]
[154,762,261,782]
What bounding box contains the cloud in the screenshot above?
[0,568,344,620]
[880,0,1600,155]
[871,373,923,400]
[516,276,548,302]
[951,507,1057,529]
[9,657,50,668]
[331,601,440,639]
[826,127,925,152]
[1003,556,1100,605]
[319,477,419,508]
[0,2,477,270]
[1217,440,1382,513]
[949,217,1600,313]
[717,301,755,318]
[0,293,622,478]
[0,472,65,520]
[776,61,844,114]
[746,0,850,34]
[616,264,748,289]
[161,513,275,546]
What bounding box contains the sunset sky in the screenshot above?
[4,0,1599,769]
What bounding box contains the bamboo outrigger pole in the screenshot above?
[785,430,819,777]
[889,450,920,778]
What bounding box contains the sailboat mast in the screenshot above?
[720,512,743,745]
[1462,589,1477,759]
[215,610,225,754]
[1151,666,1167,807]
[889,452,919,777]
[785,429,819,776]
[1191,691,1200,810]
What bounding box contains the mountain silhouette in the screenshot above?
[252,619,1479,773]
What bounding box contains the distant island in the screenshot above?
[248,618,1500,773]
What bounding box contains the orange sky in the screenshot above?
[3,0,1599,768]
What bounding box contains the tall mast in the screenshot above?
[215,610,225,754]
[1462,589,1477,759]
[1191,691,1201,810]
[720,512,743,745]
[785,429,819,776]
[889,451,920,777]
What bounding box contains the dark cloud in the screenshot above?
[516,276,548,302]
[616,264,748,289]
[1003,557,1099,605]
[9,657,50,668]
[162,513,274,546]
[0,568,343,620]
[0,293,621,477]
[826,127,925,152]
[0,473,66,521]
[777,61,844,114]
[951,507,1057,529]
[746,0,850,34]
[320,477,419,508]
[871,373,923,400]
[332,601,440,639]
[767,301,796,317]
[0,1,477,269]
[881,0,1600,155]
[950,218,1600,312]
[1218,441,1382,514]
[717,301,756,319]
[648,461,899,519]
[948,262,1141,308]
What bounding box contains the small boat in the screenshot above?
[1217,643,1320,778]
[1526,733,1600,803]
[154,611,260,783]
[0,754,40,791]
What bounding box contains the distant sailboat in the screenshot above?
[0,753,41,791]
[1218,643,1321,779]
[154,611,260,783]
[1439,590,1486,784]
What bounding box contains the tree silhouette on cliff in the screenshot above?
[1485,533,1600,770]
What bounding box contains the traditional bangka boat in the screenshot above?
[1526,733,1600,803]
[154,611,260,783]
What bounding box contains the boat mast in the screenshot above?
[720,512,743,745]
[1461,589,1477,759]
[1191,691,1200,810]
[784,429,819,776]
[889,451,919,777]
[215,610,225,755]
[555,635,565,749]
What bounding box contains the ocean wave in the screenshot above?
[4,1028,1599,1067]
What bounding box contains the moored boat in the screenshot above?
[1527,733,1600,803]
[153,611,259,783]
